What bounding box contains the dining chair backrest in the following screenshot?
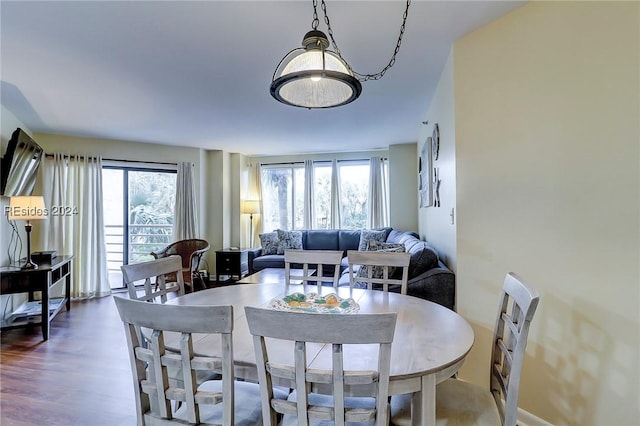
[151,239,210,292]
[113,296,235,425]
[121,255,185,303]
[490,272,540,426]
[347,250,411,294]
[245,306,397,426]
[284,249,344,290]
[390,272,540,426]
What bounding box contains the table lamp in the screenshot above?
[241,199,260,247]
[8,196,47,269]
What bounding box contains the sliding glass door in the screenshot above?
[102,166,176,289]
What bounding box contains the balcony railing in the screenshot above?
[105,224,173,288]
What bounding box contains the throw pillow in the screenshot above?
[366,240,405,252]
[276,229,303,255]
[357,229,387,251]
[259,232,279,255]
[356,242,406,281]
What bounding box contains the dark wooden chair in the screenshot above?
[151,238,210,292]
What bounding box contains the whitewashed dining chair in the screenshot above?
[347,250,411,294]
[121,255,216,400]
[121,255,185,303]
[114,297,287,426]
[284,249,344,290]
[390,272,540,426]
[245,306,397,426]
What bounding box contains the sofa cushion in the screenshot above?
[386,229,419,243]
[338,230,361,252]
[304,230,340,250]
[385,230,439,279]
[405,240,439,279]
[276,229,303,255]
[259,232,279,255]
[357,229,387,251]
[252,254,285,271]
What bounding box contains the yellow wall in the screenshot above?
[419,50,457,271]
[454,2,639,424]
[389,143,419,232]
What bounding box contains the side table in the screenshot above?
[215,248,249,282]
[0,255,74,340]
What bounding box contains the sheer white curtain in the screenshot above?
[41,153,110,298]
[172,161,199,240]
[330,159,341,229]
[368,156,389,228]
[303,159,314,229]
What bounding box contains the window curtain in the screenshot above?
[368,156,389,228]
[303,159,314,229]
[248,161,263,247]
[172,161,199,240]
[330,159,341,229]
[41,153,110,298]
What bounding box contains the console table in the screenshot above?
[0,255,73,340]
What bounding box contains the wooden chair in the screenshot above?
[284,249,344,290]
[121,255,185,304]
[121,255,216,396]
[390,272,540,426]
[245,306,397,426]
[151,238,210,292]
[347,250,411,294]
[114,296,287,425]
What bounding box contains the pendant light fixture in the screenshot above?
[270,0,411,109]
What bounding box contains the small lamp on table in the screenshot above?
[8,196,47,269]
[241,199,260,248]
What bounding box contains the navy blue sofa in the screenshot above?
[247,228,455,310]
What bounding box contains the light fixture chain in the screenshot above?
[320,0,411,81]
[311,0,320,30]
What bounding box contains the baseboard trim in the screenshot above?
[518,407,553,426]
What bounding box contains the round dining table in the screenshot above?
[166,282,474,425]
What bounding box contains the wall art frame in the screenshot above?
[418,136,433,208]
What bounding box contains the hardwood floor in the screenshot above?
[1,295,137,425]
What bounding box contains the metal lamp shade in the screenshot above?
[271,49,362,109]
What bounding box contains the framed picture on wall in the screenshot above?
[418,137,433,208]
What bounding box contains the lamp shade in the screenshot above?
[242,200,260,215]
[270,30,362,109]
[8,196,47,221]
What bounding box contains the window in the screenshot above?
[260,159,386,231]
[313,164,331,229]
[102,165,177,289]
[261,165,304,232]
[338,162,370,230]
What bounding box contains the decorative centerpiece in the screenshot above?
[268,292,359,314]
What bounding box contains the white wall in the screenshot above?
[388,143,418,232]
[1,105,32,266]
[454,2,639,424]
[33,133,225,271]
[418,50,457,271]
[0,106,32,318]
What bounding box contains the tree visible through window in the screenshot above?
[338,162,369,229]
[260,159,382,231]
[102,166,176,289]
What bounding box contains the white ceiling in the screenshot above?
[1,1,524,156]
